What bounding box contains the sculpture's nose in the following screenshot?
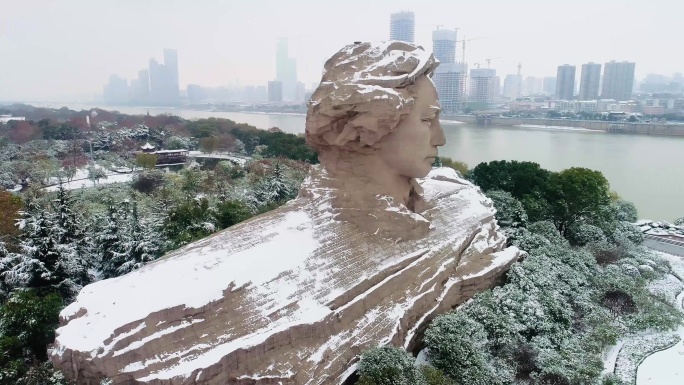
[431,119,446,147]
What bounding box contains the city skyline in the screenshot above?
[1,0,681,101]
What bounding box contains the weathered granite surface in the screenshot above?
[51,167,523,385]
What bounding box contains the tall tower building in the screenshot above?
[431,26,464,111]
[503,74,522,99]
[543,77,557,95]
[503,64,523,99]
[555,64,576,100]
[523,77,543,95]
[275,38,298,101]
[601,61,636,101]
[579,62,601,100]
[148,49,180,105]
[390,11,415,43]
[434,63,467,112]
[469,68,496,106]
[164,48,179,99]
[432,28,457,63]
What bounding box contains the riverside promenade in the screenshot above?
[449,115,684,137]
[644,234,684,257]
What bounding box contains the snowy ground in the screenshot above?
[635,251,684,385]
[43,166,137,192]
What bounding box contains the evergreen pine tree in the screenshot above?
[96,201,126,279]
[254,162,292,205]
[117,201,164,276]
[52,183,91,288]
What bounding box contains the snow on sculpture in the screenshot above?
[51,41,525,385]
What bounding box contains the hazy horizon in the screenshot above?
[2,0,681,101]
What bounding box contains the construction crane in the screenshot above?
[473,62,482,69]
[456,36,489,65]
[457,36,490,110]
[485,57,500,68]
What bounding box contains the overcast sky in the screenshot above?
[1,0,681,101]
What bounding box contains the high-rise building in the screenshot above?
[275,38,298,101]
[432,28,457,63]
[103,75,129,104]
[434,63,467,112]
[129,69,150,103]
[186,84,205,104]
[503,74,522,99]
[469,68,497,106]
[390,11,415,43]
[431,26,465,111]
[555,65,576,100]
[164,48,180,100]
[579,62,601,100]
[148,49,180,105]
[543,77,557,95]
[601,61,636,101]
[268,80,283,102]
[523,77,543,95]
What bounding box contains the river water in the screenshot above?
[31,103,684,221]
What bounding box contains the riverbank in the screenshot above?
[449,115,684,137]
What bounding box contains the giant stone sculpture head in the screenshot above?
[304,41,447,239]
[306,41,445,177]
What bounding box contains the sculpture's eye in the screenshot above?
[421,118,432,125]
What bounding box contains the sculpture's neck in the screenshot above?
[321,152,418,211]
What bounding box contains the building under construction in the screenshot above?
[432,27,467,112]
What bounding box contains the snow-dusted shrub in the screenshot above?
[566,223,606,246]
[530,337,604,385]
[601,373,626,385]
[424,311,503,385]
[612,200,638,223]
[674,217,684,226]
[357,346,420,385]
[511,230,551,252]
[486,190,528,228]
[611,221,644,245]
[527,221,566,246]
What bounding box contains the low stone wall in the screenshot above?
[447,115,684,137]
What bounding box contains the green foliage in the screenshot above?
[215,200,252,229]
[486,190,528,228]
[612,200,638,223]
[0,290,62,361]
[418,365,455,385]
[164,197,216,247]
[467,160,551,200]
[546,167,612,236]
[435,157,468,176]
[424,312,501,384]
[135,153,158,170]
[357,346,420,385]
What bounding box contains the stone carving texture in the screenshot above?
[51,41,524,385]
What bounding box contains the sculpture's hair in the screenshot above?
[305,41,439,157]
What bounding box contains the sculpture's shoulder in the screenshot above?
[419,167,494,218]
[420,166,478,198]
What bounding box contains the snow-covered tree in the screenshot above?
[253,162,293,206]
[425,311,502,385]
[674,217,684,226]
[612,200,638,223]
[52,184,91,287]
[116,201,164,276]
[95,202,127,279]
[357,346,421,385]
[2,189,91,300]
[97,200,165,278]
[486,190,528,228]
[566,223,607,246]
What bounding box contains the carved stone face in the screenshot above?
[379,76,446,178]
